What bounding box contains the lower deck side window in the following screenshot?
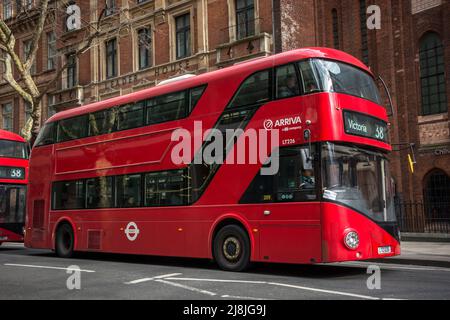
[240,146,317,203]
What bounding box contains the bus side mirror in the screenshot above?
[378,76,395,118]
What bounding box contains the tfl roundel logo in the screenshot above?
[125,222,140,241]
[263,119,274,130]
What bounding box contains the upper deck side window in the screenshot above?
[227,70,271,109]
[34,85,206,147]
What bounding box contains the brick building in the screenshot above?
[0,0,449,223]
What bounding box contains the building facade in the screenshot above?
[0,0,449,224]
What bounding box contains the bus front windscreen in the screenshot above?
[0,185,26,224]
[321,142,396,223]
[298,58,383,105]
[0,140,28,159]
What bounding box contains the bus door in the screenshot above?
[242,146,322,263]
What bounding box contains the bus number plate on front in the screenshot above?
[378,246,392,255]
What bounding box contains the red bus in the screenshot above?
[25,48,400,271]
[0,130,28,246]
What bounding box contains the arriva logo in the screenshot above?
[264,116,302,130]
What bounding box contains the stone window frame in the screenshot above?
[133,22,155,72]
[1,101,14,132]
[101,37,120,80]
[227,0,260,43]
[418,31,448,116]
[168,6,195,62]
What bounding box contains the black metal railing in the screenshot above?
[395,200,450,234]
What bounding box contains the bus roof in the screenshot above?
[48,47,373,123]
[0,129,26,143]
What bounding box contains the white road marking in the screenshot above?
[125,273,182,284]
[166,276,386,300]
[165,277,267,284]
[221,294,269,300]
[155,279,217,296]
[0,243,24,247]
[268,282,381,300]
[3,263,95,273]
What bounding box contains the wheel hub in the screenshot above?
[223,237,241,261]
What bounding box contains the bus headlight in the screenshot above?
[344,231,360,250]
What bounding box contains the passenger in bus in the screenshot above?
[279,75,299,98]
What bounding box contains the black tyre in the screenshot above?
[55,223,74,258]
[213,225,250,272]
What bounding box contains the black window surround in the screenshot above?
[43,85,206,145]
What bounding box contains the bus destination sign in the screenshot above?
[343,111,388,142]
[0,167,25,180]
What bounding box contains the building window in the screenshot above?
[105,0,115,16]
[24,100,32,124]
[359,0,369,65]
[332,9,340,49]
[23,0,33,10]
[66,53,77,88]
[2,103,13,131]
[3,0,12,19]
[419,32,447,116]
[236,0,255,40]
[47,94,57,119]
[175,14,190,60]
[105,38,117,78]
[137,27,152,70]
[423,169,450,220]
[137,0,149,4]
[47,32,56,70]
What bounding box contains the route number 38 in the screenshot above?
[10,169,22,178]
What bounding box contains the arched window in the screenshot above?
[332,9,339,49]
[419,32,448,115]
[423,169,450,220]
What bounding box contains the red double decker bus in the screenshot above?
[0,130,28,246]
[25,48,400,271]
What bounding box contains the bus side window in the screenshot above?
[35,122,56,146]
[57,115,88,142]
[240,146,317,204]
[146,91,187,125]
[89,109,118,136]
[228,70,271,109]
[189,86,206,111]
[276,64,300,99]
[52,180,85,210]
[117,102,144,131]
[86,177,113,209]
[298,60,322,94]
[116,174,142,208]
[144,173,158,206]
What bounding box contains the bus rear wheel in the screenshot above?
[55,223,74,258]
[213,225,250,272]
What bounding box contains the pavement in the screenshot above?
[374,241,450,268]
[0,241,449,300]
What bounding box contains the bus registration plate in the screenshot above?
[378,246,392,255]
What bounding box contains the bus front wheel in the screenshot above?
[213,225,250,272]
[55,223,74,258]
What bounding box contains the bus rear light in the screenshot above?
[344,231,360,250]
